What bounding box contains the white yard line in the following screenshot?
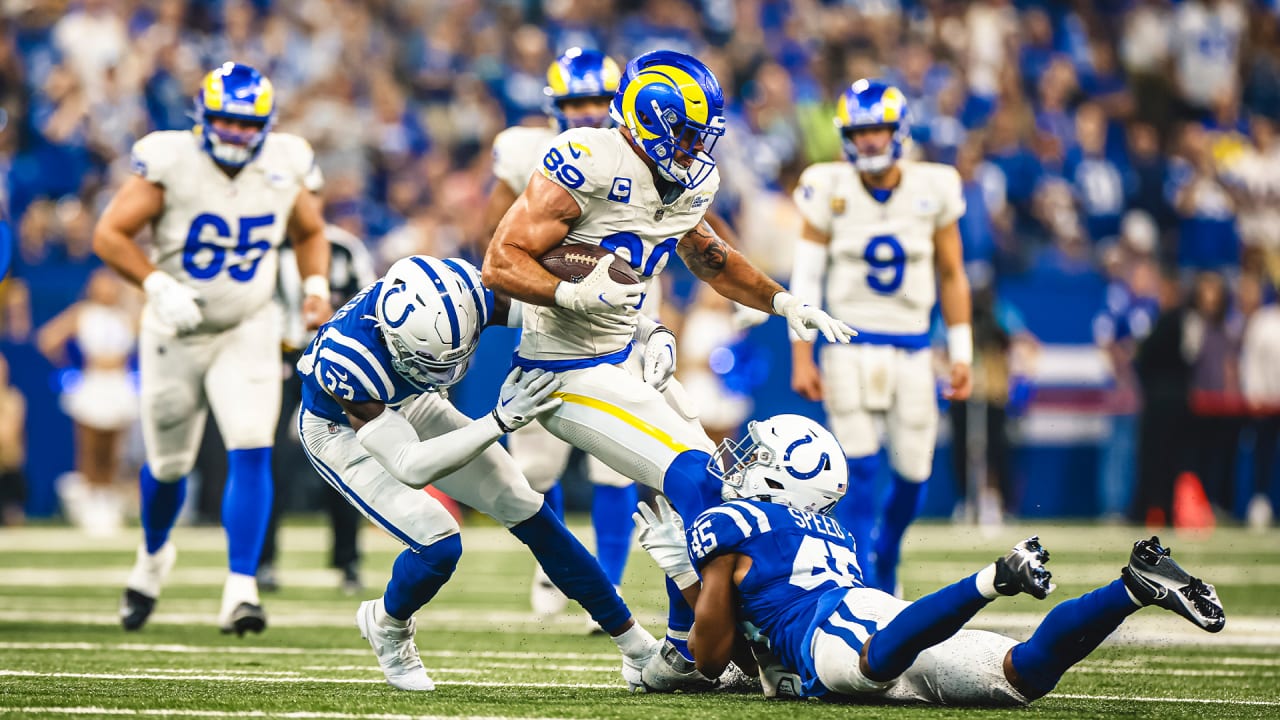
[0,641,618,661]
[2,709,573,720]
[1052,693,1280,707]
[0,670,620,690]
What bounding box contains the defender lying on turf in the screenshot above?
[634,414,1227,704]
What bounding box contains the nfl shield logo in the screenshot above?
[831,197,847,216]
[654,208,665,221]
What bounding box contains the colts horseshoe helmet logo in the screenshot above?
[783,434,830,480]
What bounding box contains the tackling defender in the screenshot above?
[634,414,1226,703]
[296,255,662,691]
[486,48,651,615]
[93,62,333,635]
[789,79,973,594]
[483,49,854,685]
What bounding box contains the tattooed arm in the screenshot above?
[676,218,785,312]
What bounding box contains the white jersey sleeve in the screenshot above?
[934,165,965,229]
[793,163,841,235]
[492,126,557,195]
[535,126,623,211]
[130,131,185,187]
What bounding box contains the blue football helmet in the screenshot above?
[835,79,910,175]
[194,62,276,168]
[609,50,726,190]
[544,48,621,132]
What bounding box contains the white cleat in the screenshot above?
[217,573,266,636]
[356,599,434,691]
[621,633,661,691]
[120,541,176,631]
[529,564,568,616]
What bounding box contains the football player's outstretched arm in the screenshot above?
[934,221,973,400]
[333,367,562,490]
[789,220,830,402]
[482,173,582,306]
[288,189,333,330]
[688,553,741,680]
[92,176,165,287]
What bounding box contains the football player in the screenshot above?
[634,414,1226,704]
[93,63,333,635]
[789,79,973,594]
[486,47,647,616]
[483,49,854,685]
[296,255,664,691]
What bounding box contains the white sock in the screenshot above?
[224,572,260,606]
[376,597,409,628]
[612,622,657,659]
[975,563,1000,599]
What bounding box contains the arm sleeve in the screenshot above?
[937,166,967,228]
[788,238,829,341]
[792,165,834,234]
[356,408,505,489]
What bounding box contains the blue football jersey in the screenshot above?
[687,499,866,696]
[298,280,426,424]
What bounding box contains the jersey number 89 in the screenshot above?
[183,213,276,282]
[543,147,585,189]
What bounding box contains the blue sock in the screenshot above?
[223,448,273,576]
[592,484,637,587]
[543,483,565,520]
[383,534,463,621]
[865,571,992,681]
[140,465,186,554]
[1009,579,1139,698]
[873,473,926,593]
[832,455,880,588]
[509,502,631,632]
[666,576,695,661]
[661,450,723,525]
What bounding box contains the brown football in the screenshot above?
[539,243,641,285]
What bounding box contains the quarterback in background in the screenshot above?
[790,79,972,594]
[93,63,333,635]
[484,49,854,686]
[486,48,647,616]
[634,414,1226,704]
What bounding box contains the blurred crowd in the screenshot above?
[2,0,1280,528]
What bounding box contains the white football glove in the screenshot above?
[553,255,645,314]
[491,367,563,433]
[633,496,698,590]
[642,328,677,391]
[771,291,856,343]
[143,271,203,333]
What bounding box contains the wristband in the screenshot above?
[302,274,331,299]
[771,291,795,315]
[947,323,973,366]
[490,407,516,434]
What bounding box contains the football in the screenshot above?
[539,243,640,285]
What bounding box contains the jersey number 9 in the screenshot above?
[183,213,276,282]
[863,234,905,294]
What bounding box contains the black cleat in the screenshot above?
[994,535,1055,599]
[220,603,267,637]
[120,589,157,631]
[1121,536,1225,633]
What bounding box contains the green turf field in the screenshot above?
[1,519,1277,719]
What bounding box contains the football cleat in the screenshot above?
[638,638,717,693]
[356,599,434,691]
[717,662,764,694]
[1121,536,1225,633]
[994,536,1055,599]
[621,633,662,691]
[748,638,803,699]
[120,542,177,631]
[529,564,568,616]
[219,603,267,637]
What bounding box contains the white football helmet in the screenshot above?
[372,256,490,390]
[715,414,848,514]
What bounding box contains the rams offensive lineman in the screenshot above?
[295,255,662,691]
[93,62,333,635]
[790,79,973,595]
[485,48,654,616]
[483,49,855,686]
[632,414,1226,705]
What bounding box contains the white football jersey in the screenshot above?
[519,127,718,362]
[492,125,557,195]
[793,160,964,336]
[131,130,323,332]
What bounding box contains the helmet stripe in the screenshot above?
[409,257,460,350]
[253,78,275,116]
[440,258,487,327]
[203,71,225,112]
[641,64,709,126]
[546,62,570,96]
[600,57,622,93]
